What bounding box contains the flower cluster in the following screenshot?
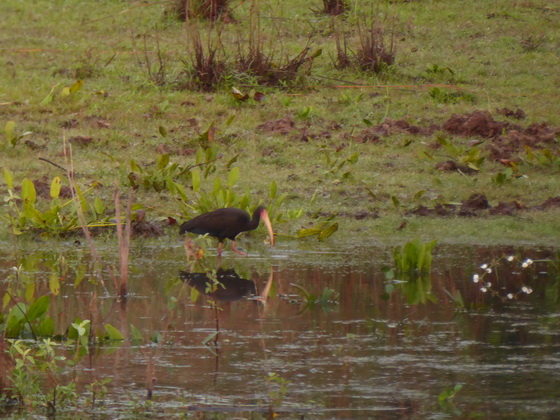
[470,254,536,301]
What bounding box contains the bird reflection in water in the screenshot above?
[179,268,274,304]
[179,268,256,301]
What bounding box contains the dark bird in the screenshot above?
[179,206,274,256]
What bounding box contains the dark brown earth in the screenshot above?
[257,117,295,135]
[408,193,560,218]
[353,118,438,143]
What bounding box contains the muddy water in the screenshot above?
[2,241,560,419]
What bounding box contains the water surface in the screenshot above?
[1,241,559,419]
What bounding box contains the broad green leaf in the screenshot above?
[69,79,84,93]
[225,114,235,126]
[297,227,322,238]
[50,176,62,199]
[93,196,105,215]
[130,159,139,172]
[25,295,47,320]
[4,120,16,144]
[227,167,239,187]
[158,125,167,137]
[226,154,238,169]
[21,179,36,204]
[414,189,426,200]
[191,168,201,192]
[37,317,54,336]
[49,273,60,296]
[3,290,12,308]
[270,181,277,199]
[318,223,338,241]
[213,177,222,195]
[174,182,188,201]
[25,282,35,303]
[104,323,124,340]
[74,184,87,213]
[157,154,170,170]
[202,331,219,346]
[130,323,143,341]
[60,86,71,96]
[4,168,14,189]
[190,287,200,303]
[40,83,59,105]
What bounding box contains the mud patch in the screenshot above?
[489,201,525,216]
[489,122,559,159]
[408,193,559,217]
[496,108,526,120]
[443,111,511,138]
[353,118,436,143]
[69,136,94,146]
[537,196,560,210]
[257,117,295,135]
[441,111,559,159]
[435,160,477,174]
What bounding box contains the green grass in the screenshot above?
[1,0,559,245]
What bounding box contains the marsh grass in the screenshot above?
[0,0,559,244]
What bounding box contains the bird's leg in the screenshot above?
[184,236,195,261]
[230,241,248,257]
[217,242,223,256]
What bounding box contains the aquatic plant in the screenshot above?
[2,169,111,236]
[7,338,78,413]
[469,254,552,302]
[393,238,437,275]
[382,238,437,304]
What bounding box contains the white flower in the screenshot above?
[522,259,533,268]
[481,287,488,293]
[507,256,514,262]
[507,293,514,299]
[481,264,488,269]
[473,274,480,283]
[522,286,533,294]
[486,282,492,288]
[486,268,492,274]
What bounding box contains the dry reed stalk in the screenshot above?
[114,187,133,299]
[62,134,111,295]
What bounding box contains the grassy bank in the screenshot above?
[1,0,559,245]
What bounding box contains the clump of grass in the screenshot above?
[233,5,320,86]
[355,20,396,73]
[322,0,347,16]
[172,0,233,22]
[332,18,396,73]
[185,25,228,91]
[133,34,168,86]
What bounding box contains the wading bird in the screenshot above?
[179,206,274,256]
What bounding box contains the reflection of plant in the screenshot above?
[439,383,463,403]
[291,284,339,307]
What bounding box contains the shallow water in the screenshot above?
[1,241,560,419]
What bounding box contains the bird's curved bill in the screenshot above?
[261,210,274,247]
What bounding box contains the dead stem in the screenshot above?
[114,187,133,299]
[62,133,110,296]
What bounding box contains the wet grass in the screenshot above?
[0,0,559,246]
